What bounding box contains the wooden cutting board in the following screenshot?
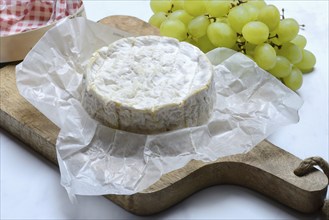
[0,15,328,216]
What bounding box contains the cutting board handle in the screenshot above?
[295,156,329,179]
[105,140,328,215]
[294,156,329,217]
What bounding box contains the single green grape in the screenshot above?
[275,18,300,43]
[160,19,187,41]
[149,12,167,28]
[277,42,302,64]
[204,0,231,17]
[247,0,267,10]
[207,22,237,48]
[183,0,206,16]
[268,55,292,78]
[228,5,253,33]
[253,43,277,70]
[291,34,307,49]
[168,9,193,25]
[150,0,172,13]
[295,49,316,73]
[242,21,269,45]
[257,5,280,31]
[188,15,210,39]
[195,35,216,53]
[283,66,303,91]
[242,2,260,21]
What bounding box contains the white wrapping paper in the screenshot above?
[16,17,303,196]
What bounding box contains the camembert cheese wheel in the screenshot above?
[81,36,215,134]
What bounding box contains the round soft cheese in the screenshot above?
[81,36,215,134]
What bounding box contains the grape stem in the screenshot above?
[270,42,282,49]
[206,14,217,23]
[268,34,279,39]
[167,4,174,14]
[235,34,247,54]
[231,0,247,8]
[281,8,285,20]
[237,0,247,5]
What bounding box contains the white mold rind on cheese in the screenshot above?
[81,36,215,134]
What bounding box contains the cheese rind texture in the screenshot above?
[81,36,215,134]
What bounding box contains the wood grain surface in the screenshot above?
[0,15,328,216]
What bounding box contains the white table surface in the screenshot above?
[1,1,328,219]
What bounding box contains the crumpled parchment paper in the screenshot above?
[16,17,303,197]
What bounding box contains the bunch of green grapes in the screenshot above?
[148,0,316,91]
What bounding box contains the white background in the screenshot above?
[1,1,328,219]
